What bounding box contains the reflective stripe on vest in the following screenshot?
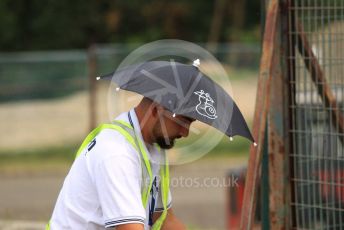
[46,121,169,230]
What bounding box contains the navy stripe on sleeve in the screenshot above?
[105,217,144,228]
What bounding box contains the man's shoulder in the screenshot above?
[96,126,129,140]
[86,127,138,159]
[96,127,134,148]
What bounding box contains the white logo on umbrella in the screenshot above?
[194,90,218,119]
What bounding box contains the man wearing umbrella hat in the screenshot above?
[47,60,254,230]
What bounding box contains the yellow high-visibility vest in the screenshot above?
[46,120,169,230]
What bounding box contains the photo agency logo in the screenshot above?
[142,174,240,189]
[106,40,234,165]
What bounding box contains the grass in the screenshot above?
[228,68,257,81]
[174,124,252,158]
[209,136,251,156]
[0,131,251,174]
[0,144,78,163]
[208,66,257,83]
[0,144,78,174]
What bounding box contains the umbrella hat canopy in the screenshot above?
[99,61,255,143]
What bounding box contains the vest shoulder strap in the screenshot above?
[74,123,137,158]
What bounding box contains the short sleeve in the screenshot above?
[154,188,172,212]
[94,153,146,228]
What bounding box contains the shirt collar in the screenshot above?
[128,109,151,148]
[115,109,164,164]
[129,109,165,164]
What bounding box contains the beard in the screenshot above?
[155,136,176,149]
[153,120,179,149]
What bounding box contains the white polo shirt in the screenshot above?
[50,109,172,229]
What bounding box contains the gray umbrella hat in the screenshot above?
[98,60,255,144]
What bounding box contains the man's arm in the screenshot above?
[114,223,144,230]
[113,208,185,230]
[152,208,186,230]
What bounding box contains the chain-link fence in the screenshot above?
[289,0,344,228]
[0,43,260,152]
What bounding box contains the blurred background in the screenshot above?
[0,1,261,229]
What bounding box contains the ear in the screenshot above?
[149,102,160,120]
[151,105,158,118]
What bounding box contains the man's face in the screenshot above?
[152,109,195,149]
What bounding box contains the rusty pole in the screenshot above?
[240,0,280,228]
[266,0,293,228]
